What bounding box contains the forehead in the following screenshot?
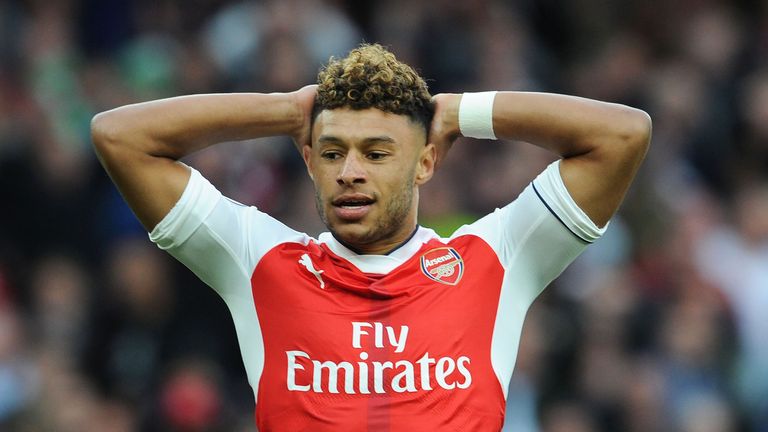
[312,108,424,144]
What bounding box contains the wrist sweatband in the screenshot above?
[458,91,498,139]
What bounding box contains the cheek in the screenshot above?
[382,173,415,198]
[312,171,336,196]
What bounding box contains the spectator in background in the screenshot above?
[695,184,768,431]
[83,239,176,404]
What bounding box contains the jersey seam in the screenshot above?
[503,210,547,272]
[204,221,252,280]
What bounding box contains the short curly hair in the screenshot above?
[313,43,434,134]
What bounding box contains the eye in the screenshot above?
[321,151,342,161]
[367,151,388,161]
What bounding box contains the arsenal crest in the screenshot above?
[420,247,464,285]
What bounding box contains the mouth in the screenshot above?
[332,194,375,220]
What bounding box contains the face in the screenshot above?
[303,108,435,254]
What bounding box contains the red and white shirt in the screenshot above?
[149,160,605,431]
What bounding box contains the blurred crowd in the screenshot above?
[0,0,766,431]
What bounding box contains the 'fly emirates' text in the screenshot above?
[286,322,472,394]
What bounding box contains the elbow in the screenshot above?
[90,109,124,154]
[627,107,652,146]
[91,107,149,161]
[615,106,652,162]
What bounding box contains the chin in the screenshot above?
[328,221,382,247]
[329,222,369,241]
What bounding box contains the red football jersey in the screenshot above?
[150,161,604,431]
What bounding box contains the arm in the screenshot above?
[430,92,651,227]
[91,86,317,231]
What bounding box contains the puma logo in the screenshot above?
[299,253,325,289]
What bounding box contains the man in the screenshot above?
[92,44,650,430]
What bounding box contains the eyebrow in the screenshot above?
[317,135,396,145]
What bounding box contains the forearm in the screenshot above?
[90,91,308,231]
[91,92,303,159]
[490,91,651,159]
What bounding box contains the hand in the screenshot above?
[428,93,461,167]
[291,84,317,151]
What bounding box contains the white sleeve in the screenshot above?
[148,167,310,303]
[453,160,607,306]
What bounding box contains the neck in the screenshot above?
[332,225,419,255]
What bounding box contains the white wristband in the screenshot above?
[458,91,498,139]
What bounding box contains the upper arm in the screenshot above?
[453,162,605,305]
[558,107,652,227]
[91,112,191,231]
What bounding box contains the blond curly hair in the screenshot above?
[313,43,434,133]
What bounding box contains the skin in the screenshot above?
[303,108,435,254]
[91,84,651,256]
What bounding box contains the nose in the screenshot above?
[337,152,366,185]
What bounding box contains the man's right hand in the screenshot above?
[92,87,318,231]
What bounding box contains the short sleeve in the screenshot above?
[530,159,607,242]
[453,160,607,305]
[148,167,310,302]
[149,167,220,250]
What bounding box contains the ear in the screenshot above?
[415,143,436,185]
[302,145,314,181]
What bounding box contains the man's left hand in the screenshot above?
[428,93,461,167]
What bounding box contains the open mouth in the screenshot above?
[332,195,375,208]
[332,194,375,220]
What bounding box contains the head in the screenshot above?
[303,43,436,254]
